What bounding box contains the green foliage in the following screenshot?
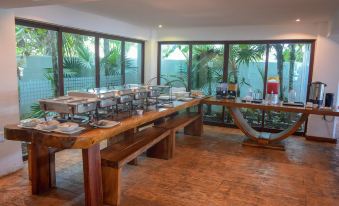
[191,45,224,95]
[228,44,265,84]
[29,103,46,118]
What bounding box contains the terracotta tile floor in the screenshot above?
[1,125,339,206]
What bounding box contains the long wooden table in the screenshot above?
[203,97,339,150]
[4,99,203,206]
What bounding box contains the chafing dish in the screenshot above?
[131,87,148,100]
[147,86,162,98]
[114,88,134,104]
[68,88,118,108]
[39,96,98,115]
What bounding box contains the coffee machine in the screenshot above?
[309,81,327,106]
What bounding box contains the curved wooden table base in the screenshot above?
[229,107,309,150]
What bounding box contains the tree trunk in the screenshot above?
[274,44,284,100]
[289,44,296,91]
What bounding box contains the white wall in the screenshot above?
[12,5,152,40]
[0,9,23,176]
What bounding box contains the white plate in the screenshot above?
[93,120,120,129]
[180,97,193,102]
[17,125,35,129]
[34,127,54,133]
[53,127,86,134]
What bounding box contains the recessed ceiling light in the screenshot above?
[158,25,163,28]
[296,19,301,22]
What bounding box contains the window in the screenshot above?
[125,42,143,84]
[16,25,59,119]
[192,44,225,123]
[264,43,312,130]
[15,19,145,109]
[158,40,314,133]
[226,44,267,128]
[62,33,96,93]
[159,44,189,88]
[99,38,122,87]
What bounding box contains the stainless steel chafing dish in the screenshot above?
[68,88,119,108]
[147,85,162,98]
[114,88,134,104]
[39,96,98,115]
[125,84,148,100]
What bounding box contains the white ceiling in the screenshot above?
[1,0,339,28]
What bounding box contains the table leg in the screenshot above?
[228,107,309,150]
[82,144,103,206]
[30,141,54,194]
[184,104,203,136]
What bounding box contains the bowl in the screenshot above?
[57,122,79,132]
[20,118,42,127]
[136,109,144,116]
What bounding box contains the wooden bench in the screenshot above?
[101,127,171,205]
[154,112,202,158]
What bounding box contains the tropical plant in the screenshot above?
[228,44,265,82]
[191,45,224,95]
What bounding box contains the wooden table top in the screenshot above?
[203,97,339,116]
[4,99,202,149]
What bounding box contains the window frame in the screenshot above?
[157,40,316,135]
[16,18,145,96]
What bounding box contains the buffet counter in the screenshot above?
[203,97,339,149]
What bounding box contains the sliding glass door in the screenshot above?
[16,25,59,119]
[159,44,189,88]
[99,38,122,87]
[264,43,312,130]
[62,33,96,93]
[226,44,267,128]
[125,42,143,84]
[158,41,314,133]
[192,44,224,122]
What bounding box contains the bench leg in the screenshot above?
[128,158,138,166]
[124,129,139,165]
[184,116,203,136]
[147,133,174,160]
[102,167,121,206]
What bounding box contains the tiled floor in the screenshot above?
[1,125,339,206]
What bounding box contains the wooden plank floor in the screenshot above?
[0,125,339,206]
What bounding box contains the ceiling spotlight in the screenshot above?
[158,25,163,28]
[296,19,301,22]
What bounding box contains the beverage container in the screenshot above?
[325,93,334,108]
